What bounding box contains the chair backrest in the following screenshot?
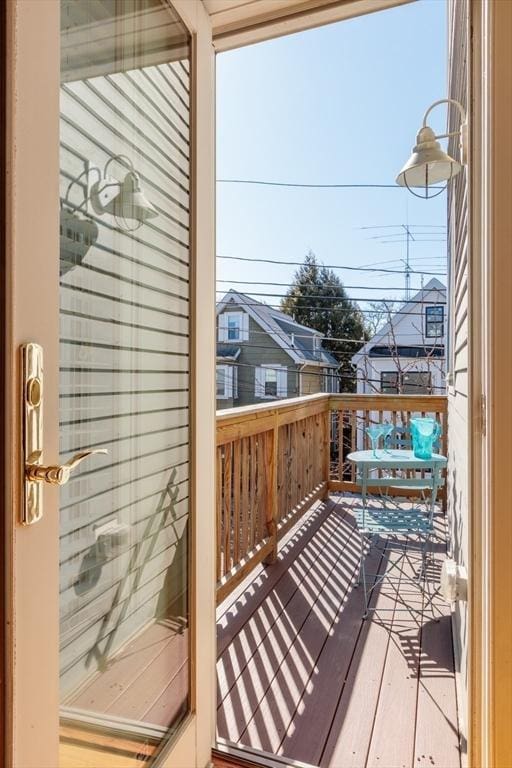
[389,424,441,453]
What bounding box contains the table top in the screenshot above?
[346,449,447,469]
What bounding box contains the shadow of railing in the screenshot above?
[216,496,460,768]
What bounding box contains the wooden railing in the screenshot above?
[216,393,448,603]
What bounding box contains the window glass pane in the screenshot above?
[402,372,431,394]
[381,371,399,393]
[426,305,444,337]
[227,314,240,340]
[217,367,225,395]
[60,1,191,761]
[264,368,278,397]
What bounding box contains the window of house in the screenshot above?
[216,365,233,399]
[264,368,277,397]
[381,371,432,394]
[402,371,432,394]
[218,311,249,342]
[381,371,400,394]
[425,305,444,337]
[323,367,338,393]
[255,365,287,399]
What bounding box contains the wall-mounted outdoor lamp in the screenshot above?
[87,154,159,231]
[396,98,467,199]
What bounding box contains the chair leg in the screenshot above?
[417,533,429,583]
[356,532,364,587]
[361,556,369,619]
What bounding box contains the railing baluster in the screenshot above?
[241,437,249,558]
[216,445,222,580]
[216,393,448,603]
[233,439,241,566]
[223,442,232,573]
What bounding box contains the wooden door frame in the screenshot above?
[0,0,6,763]
[3,1,216,766]
[470,0,512,765]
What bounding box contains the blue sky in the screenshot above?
[216,0,448,311]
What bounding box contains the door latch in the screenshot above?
[21,343,107,525]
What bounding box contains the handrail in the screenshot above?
[215,393,448,603]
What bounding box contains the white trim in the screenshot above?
[216,364,233,399]
[218,310,248,342]
[255,364,288,400]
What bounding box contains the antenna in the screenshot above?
[402,224,414,300]
[359,223,447,299]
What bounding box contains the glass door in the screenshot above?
[58,1,192,763]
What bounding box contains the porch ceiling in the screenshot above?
[204,0,414,52]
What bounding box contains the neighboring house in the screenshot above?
[351,278,447,395]
[216,290,339,409]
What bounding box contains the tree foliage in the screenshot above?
[280,251,367,391]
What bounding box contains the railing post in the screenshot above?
[322,403,330,499]
[264,413,279,564]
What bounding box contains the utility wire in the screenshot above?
[216,279,440,292]
[220,359,446,392]
[216,179,445,191]
[224,327,445,344]
[217,254,446,276]
[216,300,446,317]
[216,290,446,307]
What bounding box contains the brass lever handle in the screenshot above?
[26,449,108,486]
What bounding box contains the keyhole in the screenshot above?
[27,377,42,408]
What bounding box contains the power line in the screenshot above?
[216,179,445,191]
[216,279,441,291]
[359,224,447,230]
[216,290,446,307]
[219,359,446,392]
[216,300,446,317]
[217,253,446,276]
[223,326,446,344]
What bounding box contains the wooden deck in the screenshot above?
[216,495,461,768]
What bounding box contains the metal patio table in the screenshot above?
[347,449,447,618]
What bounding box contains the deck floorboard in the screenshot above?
[217,495,461,768]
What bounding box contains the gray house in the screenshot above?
[216,290,339,410]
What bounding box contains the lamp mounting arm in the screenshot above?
[421,97,467,128]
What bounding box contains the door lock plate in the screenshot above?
[21,343,44,525]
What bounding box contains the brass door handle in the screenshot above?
[21,343,109,524]
[25,449,108,486]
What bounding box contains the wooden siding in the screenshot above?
[447,0,470,734]
[59,6,191,715]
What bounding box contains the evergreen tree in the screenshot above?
[281,251,367,391]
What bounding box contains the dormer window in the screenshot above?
[218,311,249,342]
[425,305,444,338]
[228,313,241,340]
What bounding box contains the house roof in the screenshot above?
[216,289,339,368]
[351,278,447,366]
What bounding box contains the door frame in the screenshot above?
[470,0,512,765]
[3,1,216,766]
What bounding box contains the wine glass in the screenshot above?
[381,422,394,454]
[365,424,384,458]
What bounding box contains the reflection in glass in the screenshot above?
[59,1,191,762]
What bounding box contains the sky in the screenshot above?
[215,0,448,314]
